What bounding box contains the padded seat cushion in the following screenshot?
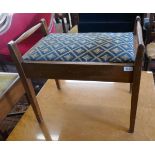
[23,32,135,63]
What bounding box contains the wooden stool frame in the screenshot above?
[8,17,144,133]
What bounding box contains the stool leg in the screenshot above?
[129,83,133,93]
[8,42,43,123]
[128,45,143,133]
[143,54,148,71]
[55,79,61,90]
[129,80,141,133]
[146,57,152,71]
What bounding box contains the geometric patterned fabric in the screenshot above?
[22,32,135,63]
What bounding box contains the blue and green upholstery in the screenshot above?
[22,32,135,63]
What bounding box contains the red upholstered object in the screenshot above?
[0,13,56,61]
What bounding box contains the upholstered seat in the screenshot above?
[9,17,145,133]
[23,32,135,63]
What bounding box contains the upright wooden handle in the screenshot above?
[15,23,42,44]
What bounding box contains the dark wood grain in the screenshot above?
[22,61,134,83]
[40,19,49,36]
[129,44,144,133]
[8,42,43,123]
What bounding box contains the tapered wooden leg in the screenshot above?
[26,79,43,122]
[146,57,151,71]
[129,83,133,93]
[55,79,61,89]
[21,80,43,123]
[143,53,148,71]
[128,81,140,133]
[128,45,144,133]
[8,42,43,123]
